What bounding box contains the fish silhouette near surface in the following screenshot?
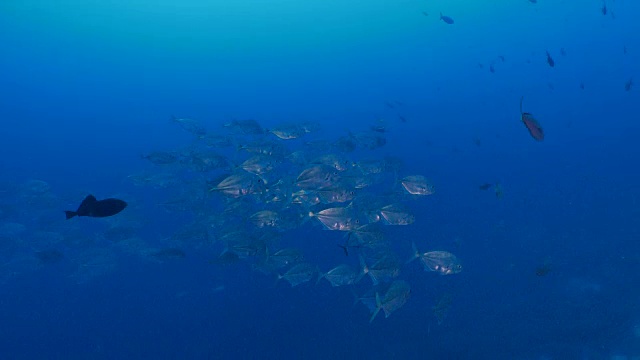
[65,194,127,219]
[520,97,544,141]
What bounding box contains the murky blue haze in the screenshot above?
[0,0,639,359]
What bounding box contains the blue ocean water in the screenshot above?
[1,0,639,358]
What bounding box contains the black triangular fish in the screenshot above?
[65,194,127,219]
[520,97,544,141]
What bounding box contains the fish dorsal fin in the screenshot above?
[80,194,98,208]
[76,194,98,215]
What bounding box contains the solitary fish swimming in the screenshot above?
[520,97,544,141]
[440,13,454,24]
[65,194,127,219]
[545,50,555,67]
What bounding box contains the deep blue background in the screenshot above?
[1,0,639,358]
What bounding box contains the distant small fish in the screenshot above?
[560,48,567,56]
[625,78,633,91]
[494,182,504,199]
[535,257,552,276]
[65,195,127,219]
[535,264,551,276]
[439,13,454,24]
[398,115,407,123]
[478,183,493,191]
[498,55,505,62]
[580,82,585,90]
[545,50,555,67]
[489,64,496,73]
[422,11,429,16]
[623,45,627,55]
[601,2,607,15]
[520,96,544,141]
[528,0,537,3]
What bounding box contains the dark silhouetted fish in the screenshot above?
[478,183,493,191]
[519,97,544,141]
[625,78,633,92]
[65,195,127,219]
[545,51,555,67]
[439,13,454,24]
[601,2,607,15]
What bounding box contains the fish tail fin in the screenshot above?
[275,273,283,286]
[354,254,375,284]
[296,211,313,227]
[406,241,420,264]
[315,272,325,285]
[350,288,361,307]
[64,211,77,220]
[369,293,382,323]
[439,12,443,19]
[359,254,369,274]
[264,246,270,262]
